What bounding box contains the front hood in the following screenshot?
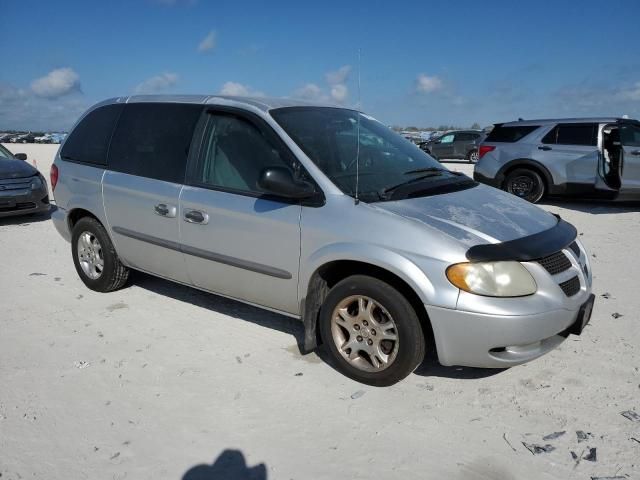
[0,158,37,180]
[374,184,558,247]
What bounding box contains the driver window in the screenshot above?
[196,114,293,194]
[440,134,455,144]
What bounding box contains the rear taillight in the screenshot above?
[50,164,59,191]
[478,145,495,160]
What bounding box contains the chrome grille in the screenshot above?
[537,251,572,275]
[559,276,581,297]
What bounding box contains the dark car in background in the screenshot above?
[0,144,50,218]
[420,130,486,162]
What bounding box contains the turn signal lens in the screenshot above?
[446,261,537,297]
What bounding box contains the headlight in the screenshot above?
[31,176,43,190]
[446,261,537,297]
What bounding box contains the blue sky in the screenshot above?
[1,0,639,131]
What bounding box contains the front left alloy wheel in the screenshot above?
[319,275,426,386]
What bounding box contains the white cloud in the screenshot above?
[31,68,81,98]
[219,81,264,97]
[415,74,444,94]
[292,65,352,105]
[198,30,216,53]
[330,84,348,103]
[618,81,640,101]
[292,83,327,101]
[326,65,351,85]
[134,72,179,94]
[0,82,87,131]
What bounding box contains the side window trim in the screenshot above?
[184,106,324,204]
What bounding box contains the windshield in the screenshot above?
[271,107,471,202]
[0,144,13,158]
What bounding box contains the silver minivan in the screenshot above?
[51,96,594,385]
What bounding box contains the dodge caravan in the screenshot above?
[51,96,594,385]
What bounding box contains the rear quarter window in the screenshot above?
[542,123,597,146]
[107,103,203,183]
[485,125,539,143]
[61,104,123,165]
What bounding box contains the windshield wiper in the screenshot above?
[381,171,446,198]
[403,167,447,175]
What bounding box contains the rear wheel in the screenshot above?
[504,168,545,203]
[71,217,129,292]
[319,275,425,386]
[467,150,479,163]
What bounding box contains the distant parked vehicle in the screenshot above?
[474,117,640,203]
[34,134,52,144]
[420,130,486,162]
[0,144,50,217]
[10,133,35,144]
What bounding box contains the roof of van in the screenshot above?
[500,117,638,126]
[101,94,343,112]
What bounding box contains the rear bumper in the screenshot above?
[426,303,585,368]
[51,206,71,242]
[0,188,51,218]
[472,171,502,189]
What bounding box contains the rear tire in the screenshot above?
[319,275,426,386]
[504,168,545,203]
[467,150,479,163]
[71,217,129,292]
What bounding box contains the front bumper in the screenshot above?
[426,302,587,368]
[0,186,50,218]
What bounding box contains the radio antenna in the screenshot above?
[354,48,361,205]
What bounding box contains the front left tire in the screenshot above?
[319,275,426,386]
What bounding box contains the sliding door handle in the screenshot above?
[154,203,176,218]
[184,209,209,224]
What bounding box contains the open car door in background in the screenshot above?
[619,123,640,195]
[599,124,623,191]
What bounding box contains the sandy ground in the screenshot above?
[1,144,639,480]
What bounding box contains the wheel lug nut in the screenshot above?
[357,336,363,342]
[354,324,360,330]
[367,339,373,345]
[371,329,376,336]
[362,320,368,326]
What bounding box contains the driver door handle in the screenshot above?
[184,209,209,225]
[538,145,552,151]
[154,203,176,218]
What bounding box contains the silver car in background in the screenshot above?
[51,96,594,385]
[474,117,640,203]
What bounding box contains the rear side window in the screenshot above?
[620,125,640,146]
[61,104,123,165]
[542,123,597,146]
[485,125,539,143]
[108,103,202,183]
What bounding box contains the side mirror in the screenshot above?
[258,167,315,199]
[14,153,27,161]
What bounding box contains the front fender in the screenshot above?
[299,242,437,306]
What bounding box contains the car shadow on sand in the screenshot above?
[0,206,55,226]
[132,271,307,355]
[133,272,508,381]
[183,449,266,480]
[540,198,640,215]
